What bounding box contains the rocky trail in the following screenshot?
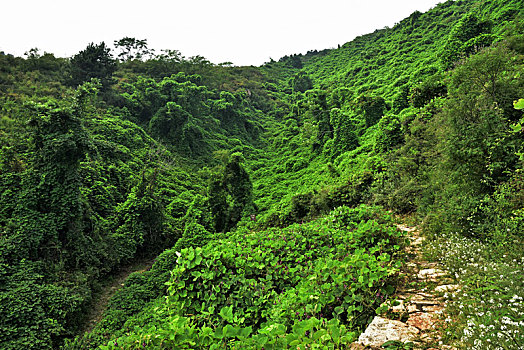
[351,225,460,349]
[81,258,155,334]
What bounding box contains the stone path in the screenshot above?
[351,225,459,349]
[81,258,155,334]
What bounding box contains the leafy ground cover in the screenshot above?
[82,205,405,349]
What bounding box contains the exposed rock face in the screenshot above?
[357,316,420,347]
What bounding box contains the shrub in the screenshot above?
[98,206,404,349]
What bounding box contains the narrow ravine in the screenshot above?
[81,258,155,334]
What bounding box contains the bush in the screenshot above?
[374,115,403,153]
[97,206,404,349]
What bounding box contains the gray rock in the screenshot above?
[357,316,419,347]
[396,224,417,233]
[417,268,447,280]
[434,284,460,293]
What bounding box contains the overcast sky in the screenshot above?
[1,0,443,66]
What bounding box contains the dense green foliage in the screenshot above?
[0,0,523,348]
[90,205,403,349]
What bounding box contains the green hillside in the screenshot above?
[0,0,523,349]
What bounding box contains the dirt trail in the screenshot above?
[351,225,459,349]
[81,258,155,334]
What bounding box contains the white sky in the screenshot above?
[1,0,443,66]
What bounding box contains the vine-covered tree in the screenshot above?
[354,94,386,128]
[208,152,254,232]
[291,72,313,93]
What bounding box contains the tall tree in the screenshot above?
[70,42,116,90]
[114,37,153,61]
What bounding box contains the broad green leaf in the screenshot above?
[510,123,522,132]
[238,326,253,339]
[223,324,239,338]
[261,323,287,336]
[513,98,524,110]
[219,305,234,322]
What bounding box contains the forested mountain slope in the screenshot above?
[0,0,523,348]
[251,0,523,224]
